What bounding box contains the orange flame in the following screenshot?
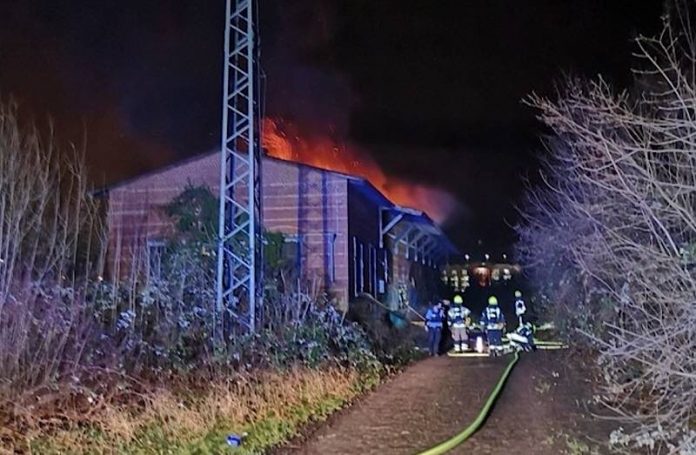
[262,118,458,224]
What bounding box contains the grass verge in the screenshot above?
[12,365,382,455]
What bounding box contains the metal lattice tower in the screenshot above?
[216,0,262,337]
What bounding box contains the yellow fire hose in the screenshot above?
[415,351,521,455]
[419,336,568,453]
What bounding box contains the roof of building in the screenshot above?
[92,149,458,256]
[380,204,459,256]
[90,149,367,196]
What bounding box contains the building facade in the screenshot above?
[101,152,456,308]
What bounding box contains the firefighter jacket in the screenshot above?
[447,305,471,328]
[515,298,526,317]
[480,305,505,331]
[517,323,534,340]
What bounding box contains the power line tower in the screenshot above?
[216,0,263,338]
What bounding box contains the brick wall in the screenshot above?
[105,152,350,304]
[262,159,349,304]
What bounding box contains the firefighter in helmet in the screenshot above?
[447,294,471,352]
[514,290,527,326]
[480,295,506,356]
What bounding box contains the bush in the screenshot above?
[228,305,381,373]
[347,295,423,366]
[23,366,373,454]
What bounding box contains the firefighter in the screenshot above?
[425,300,445,356]
[514,290,526,326]
[448,294,471,352]
[480,296,505,356]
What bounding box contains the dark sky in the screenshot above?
[0,0,664,253]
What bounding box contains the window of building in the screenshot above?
[327,233,337,284]
[367,246,372,294]
[359,242,365,293]
[283,236,301,267]
[369,245,377,295]
[280,235,303,283]
[380,249,389,294]
[147,239,166,281]
[352,237,358,297]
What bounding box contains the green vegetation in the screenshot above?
[0,100,417,453]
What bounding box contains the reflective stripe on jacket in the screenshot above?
[447,305,471,328]
[481,306,505,331]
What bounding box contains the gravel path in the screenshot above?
[450,351,609,454]
[277,350,609,454]
[278,355,507,455]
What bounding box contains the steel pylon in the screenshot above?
[216,0,262,338]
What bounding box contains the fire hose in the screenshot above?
[415,351,521,455]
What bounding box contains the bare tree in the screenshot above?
[0,100,105,392]
[517,2,696,452]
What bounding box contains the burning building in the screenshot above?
[99,147,457,308]
[262,118,460,225]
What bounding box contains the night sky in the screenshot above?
[0,0,664,253]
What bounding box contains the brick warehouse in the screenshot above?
[99,151,457,308]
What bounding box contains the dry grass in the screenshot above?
[3,365,374,454]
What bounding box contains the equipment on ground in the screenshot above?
[505,323,536,352]
[535,322,555,331]
[535,340,569,350]
[358,292,423,330]
[448,316,567,356]
[447,351,488,358]
[474,335,485,353]
[389,311,410,330]
[226,432,247,447]
[418,352,521,455]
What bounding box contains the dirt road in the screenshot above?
[277,351,608,455]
